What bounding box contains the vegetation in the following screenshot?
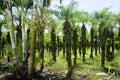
[0,0,120,80]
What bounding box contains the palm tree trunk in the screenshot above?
[101,28,106,68]
[57,36,60,55]
[106,40,110,61]
[28,27,36,79]
[28,0,38,78]
[101,40,105,67]
[21,1,27,62]
[81,24,86,63]
[72,28,78,66]
[94,35,98,56]
[51,27,56,61]
[63,20,72,79]
[118,27,120,49]
[90,28,94,59]
[111,31,114,59]
[38,29,44,72]
[0,28,2,60]
[79,38,82,56]
[7,0,18,64]
[63,36,65,57]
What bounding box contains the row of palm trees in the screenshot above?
[0,0,120,79]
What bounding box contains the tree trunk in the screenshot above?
[63,36,65,57]
[79,38,82,56]
[24,28,30,65]
[0,28,2,59]
[118,27,120,49]
[28,0,38,78]
[111,31,114,59]
[21,1,27,62]
[51,27,56,61]
[106,40,110,61]
[81,24,86,63]
[90,28,94,59]
[72,28,78,66]
[38,29,44,72]
[63,20,72,79]
[57,36,60,56]
[28,27,36,79]
[101,28,106,68]
[101,40,105,68]
[7,0,18,64]
[94,35,98,56]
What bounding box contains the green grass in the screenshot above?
[1,48,120,80]
[35,49,120,80]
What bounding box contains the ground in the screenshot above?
[0,50,120,80]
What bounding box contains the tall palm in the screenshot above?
[81,23,87,63]
[50,20,57,62]
[58,1,79,78]
[28,0,39,78]
[28,0,52,77]
[95,7,115,67]
[89,14,99,58]
[58,3,75,79]
[6,0,18,64]
[79,11,88,63]
[63,19,72,79]
[13,0,33,64]
[72,27,78,66]
[38,8,51,71]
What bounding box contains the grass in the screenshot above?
[35,49,120,80]
[1,48,120,80]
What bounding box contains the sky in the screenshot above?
[0,0,120,20]
[51,0,120,13]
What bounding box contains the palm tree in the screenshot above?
[58,1,78,78]
[0,22,3,59]
[7,0,19,64]
[95,7,115,67]
[72,27,78,66]
[90,27,94,59]
[89,14,99,57]
[38,28,44,72]
[63,19,72,79]
[63,35,66,57]
[14,0,33,64]
[28,0,52,77]
[51,21,57,62]
[28,0,39,78]
[81,24,86,63]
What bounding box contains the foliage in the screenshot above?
[0,0,120,79]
